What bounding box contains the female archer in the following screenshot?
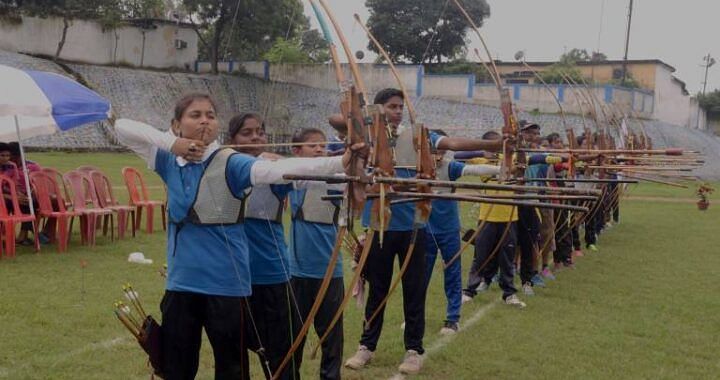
[116,93,365,380]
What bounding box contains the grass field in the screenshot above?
[1,152,718,379]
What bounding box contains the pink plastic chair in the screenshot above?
[63,170,113,246]
[90,170,136,239]
[122,167,166,234]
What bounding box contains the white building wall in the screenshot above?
[653,66,693,127]
[0,16,197,69]
[423,74,472,98]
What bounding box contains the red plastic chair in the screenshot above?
[29,171,78,252]
[77,166,102,206]
[42,168,72,209]
[122,167,166,234]
[0,174,39,257]
[63,170,113,246]
[90,170,136,239]
[77,165,102,173]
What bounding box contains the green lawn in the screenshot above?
[1,153,718,379]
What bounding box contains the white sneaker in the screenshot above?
[400,321,406,330]
[398,349,423,374]
[345,345,374,370]
[439,321,459,336]
[476,281,489,292]
[522,282,535,296]
[461,294,473,304]
[504,294,526,308]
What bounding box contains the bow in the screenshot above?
[352,13,436,329]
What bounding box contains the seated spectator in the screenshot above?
[2,142,48,245]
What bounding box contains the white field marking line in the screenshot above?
[387,300,499,380]
[0,336,130,378]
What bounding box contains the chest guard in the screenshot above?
[293,185,340,225]
[186,148,247,225]
[393,124,418,167]
[244,184,285,223]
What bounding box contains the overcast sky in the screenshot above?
[303,0,718,94]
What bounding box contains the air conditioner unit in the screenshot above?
[175,39,188,50]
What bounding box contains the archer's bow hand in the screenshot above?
[171,138,207,162]
[342,142,368,175]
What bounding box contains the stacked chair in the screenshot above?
[2,165,166,255]
[122,167,166,234]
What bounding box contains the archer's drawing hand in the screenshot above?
[172,138,207,162]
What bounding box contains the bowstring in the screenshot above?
[196,128,273,377]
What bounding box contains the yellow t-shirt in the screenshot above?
[468,156,518,222]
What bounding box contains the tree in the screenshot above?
[590,51,607,62]
[560,48,608,64]
[560,48,590,65]
[184,0,307,73]
[263,37,309,64]
[300,29,329,64]
[539,63,584,84]
[366,0,490,64]
[425,58,492,83]
[698,90,720,118]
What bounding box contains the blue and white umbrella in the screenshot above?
[0,64,111,140]
[0,64,111,215]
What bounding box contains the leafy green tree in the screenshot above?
[590,51,607,62]
[560,48,590,65]
[698,90,720,118]
[262,37,309,64]
[425,58,492,83]
[539,63,584,84]
[366,0,490,64]
[560,48,607,64]
[300,29,329,64]
[184,0,307,73]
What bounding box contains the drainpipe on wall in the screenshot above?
[140,30,146,67]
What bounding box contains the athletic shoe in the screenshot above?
[522,282,535,296]
[504,294,526,308]
[345,345,374,370]
[605,222,613,229]
[461,294,474,304]
[588,244,598,252]
[541,267,556,280]
[476,281,489,292]
[573,249,584,257]
[531,274,546,288]
[17,238,34,246]
[400,321,405,330]
[398,350,423,374]
[38,232,50,245]
[439,321,459,335]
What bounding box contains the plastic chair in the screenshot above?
[0,174,39,257]
[42,168,72,209]
[29,171,78,252]
[77,165,102,174]
[63,170,113,246]
[122,167,166,234]
[90,170,136,239]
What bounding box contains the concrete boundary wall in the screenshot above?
[472,84,654,118]
[0,16,197,69]
[423,74,475,99]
